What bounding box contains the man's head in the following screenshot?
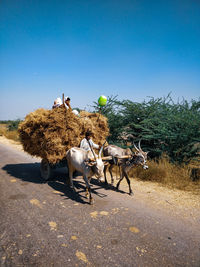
[85,130,92,140]
[55,98,62,105]
[64,96,71,108]
[64,96,70,104]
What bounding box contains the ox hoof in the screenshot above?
[70,187,76,193]
[99,177,104,183]
[105,183,109,189]
[129,191,134,196]
[110,183,115,189]
[107,184,113,190]
[89,198,94,205]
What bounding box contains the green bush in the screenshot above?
[0,120,22,131]
[92,95,200,165]
[8,120,22,131]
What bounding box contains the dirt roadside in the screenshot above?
[0,135,199,220]
[0,136,23,152]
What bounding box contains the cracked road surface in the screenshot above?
[0,143,200,266]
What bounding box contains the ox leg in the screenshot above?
[68,167,75,191]
[116,172,124,191]
[85,187,89,199]
[83,175,93,204]
[124,172,133,196]
[103,164,109,185]
[117,165,121,180]
[109,164,115,186]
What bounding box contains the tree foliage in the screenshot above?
[92,95,200,164]
[0,119,22,131]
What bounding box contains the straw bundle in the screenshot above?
[18,106,109,164]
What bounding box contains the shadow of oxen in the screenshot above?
[2,163,108,204]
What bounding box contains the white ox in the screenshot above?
[66,145,107,204]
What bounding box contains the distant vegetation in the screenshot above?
[0,119,22,131]
[92,94,200,165]
[0,119,21,141]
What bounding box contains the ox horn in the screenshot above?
[87,140,97,160]
[133,141,139,152]
[99,141,107,158]
[138,139,142,151]
[90,146,97,160]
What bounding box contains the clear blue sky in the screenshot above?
[0,0,200,120]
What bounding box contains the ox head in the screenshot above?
[86,142,108,182]
[132,140,149,169]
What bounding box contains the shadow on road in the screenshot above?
[2,163,110,204]
[2,163,69,184]
[2,163,43,184]
[48,178,108,205]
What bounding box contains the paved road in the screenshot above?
[0,143,200,267]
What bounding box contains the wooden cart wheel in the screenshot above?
[40,159,53,181]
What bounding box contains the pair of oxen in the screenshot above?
[66,142,148,204]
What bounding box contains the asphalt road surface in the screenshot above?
[0,143,200,267]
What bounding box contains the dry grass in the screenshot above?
[0,124,20,142]
[113,156,200,194]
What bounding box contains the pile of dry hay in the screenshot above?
[18,105,109,164]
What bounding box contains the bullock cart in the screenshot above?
[40,154,131,181]
[18,103,110,182]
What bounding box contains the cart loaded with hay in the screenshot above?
[18,103,110,181]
